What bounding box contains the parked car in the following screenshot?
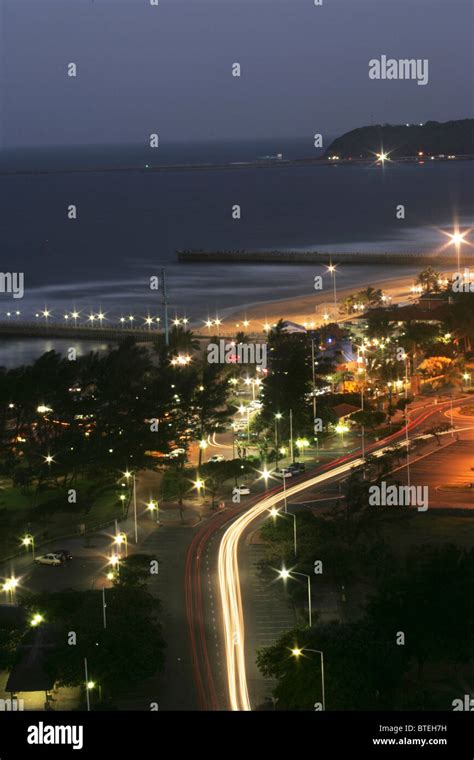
[288,462,306,474]
[234,484,250,496]
[274,467,293,479]
[35,553,64,566]
[53,549,73,562]
[168,447,186,458]
[208,454,226,463]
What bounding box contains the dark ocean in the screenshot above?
[0,138,472,366]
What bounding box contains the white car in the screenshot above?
[273,468,293,479]
[234,484,250,495]
[35,553,64,566]
[208,454,225,463]
[169,447,186,458]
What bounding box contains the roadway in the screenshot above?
[185,395,474,711]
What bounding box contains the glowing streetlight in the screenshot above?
[290,647,325,710]
[277,567,312,626]
[269,508,297,556]
[21,533,35,560]
[44,454,55,465]
[326,264,338,310]
[113,532,128,556]
[259,468,272,491]
[147,500,159,523]
[30,613,44,627]
[3,577,19,602]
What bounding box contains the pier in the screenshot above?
[0,321,162,343]
[176,250,470,266]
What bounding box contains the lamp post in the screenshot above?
[108,553,120,579]
[2,577,19,604]
[147,500,159,524]
[21,533,35,560]
[289,409,294,463]
[274,413,282,447]
[84,658,91,711]
[260,468,271,492]
[113,532,128,557]
[326,264,337,312]
[194,478,205,503]
[291,647,325,710]
[124,470,138,543]
[269,508,297,557]
[277,568,312,627]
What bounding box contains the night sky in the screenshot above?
[1,0,472,148]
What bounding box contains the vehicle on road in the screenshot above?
[288,461,306,474]
[169,447,186,458]
[234,484,250,495]
[53,549,73,561]
[273,467,293,479]
[209,454,226,463]
[35,553,64,566]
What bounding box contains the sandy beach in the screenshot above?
[216,266,455,333]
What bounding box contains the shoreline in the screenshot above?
[216,266,456,330]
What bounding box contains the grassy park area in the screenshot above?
[0,477,126,559]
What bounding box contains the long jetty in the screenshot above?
[0,321,215,342]
[1,153,472,178]
[0,321,161,342]
[177,250,469,265]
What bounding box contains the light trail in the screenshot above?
[217,397,474,711]
[218,457,365,711]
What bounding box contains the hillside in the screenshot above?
[325,119,474,159]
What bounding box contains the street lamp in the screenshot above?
[21,533,35,560]
[326,264,338,311]
[2,577,19,603]
[274,413,282,447]
[291,647,325,710]
[268,508,297,557]
[108,554,120,578]
[194,478,205,502]
[277,567,312,626]
[113,532,128,557]
[147,500,159,523]
[259,468,272,491]
[30,613,44,627]
[123,470,138,543]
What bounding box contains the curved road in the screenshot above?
[186,397,471,711]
